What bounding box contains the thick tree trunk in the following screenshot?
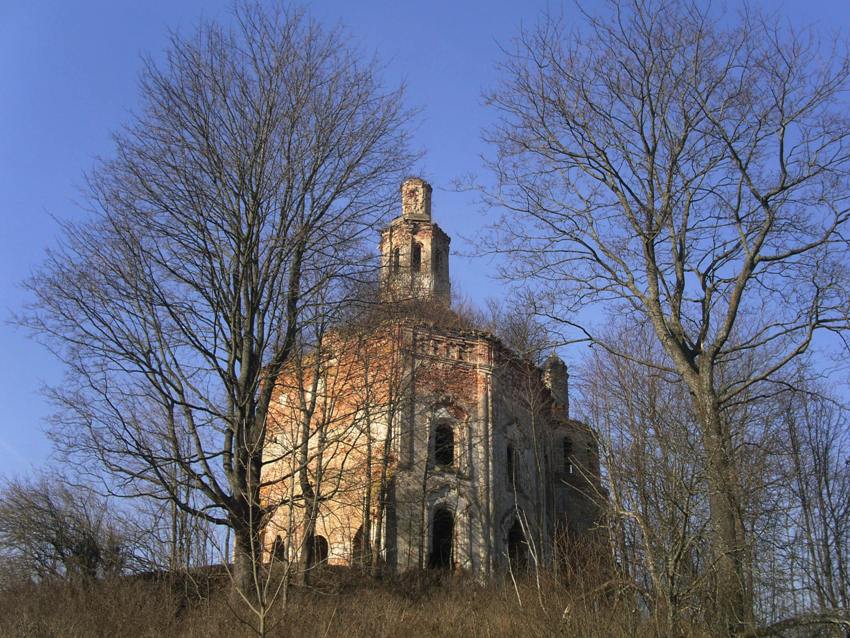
[232,523,260,600]
[693,383,754,636]
[654,315,755,636]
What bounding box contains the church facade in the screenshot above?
[261,178,600,576]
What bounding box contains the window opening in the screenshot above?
[507,444,517,488]
[412,242,422,272]
[563,437,574,474]
[434,423,454,467]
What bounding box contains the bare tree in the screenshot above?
[21,2,415,597]
[479,297,554,365]
[577,321,850,636]
[0,476,127,582]
[579,323,713,635]
[484,1,850,633]
[780,384,850,618]
[125,484,217,575]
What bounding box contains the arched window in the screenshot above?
[391,247,400,273]
[429,508,454,569]
[563,436,574,474]
[411,242,422,272]
[506,443,517,488]
[434,423,454,467]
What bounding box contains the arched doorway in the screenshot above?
[428,508,454,569]
[271,534,286,562]
[307,534,329,568]
[507,519,528,569]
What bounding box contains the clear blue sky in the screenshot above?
[1,0,847,476]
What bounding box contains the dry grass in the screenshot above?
[0,569,712,637]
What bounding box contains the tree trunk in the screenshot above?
[694,384,753,636]
[362,429,373,571]
[232,523,259,600]
[295,497,318,586]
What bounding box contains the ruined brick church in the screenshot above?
[261,178,600,576]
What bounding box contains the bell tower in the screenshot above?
[380,177,451,304]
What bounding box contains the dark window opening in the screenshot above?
[307,534,329,568]
[392,247,400,273]
[412,243,422,272]
[429,508,454,569]
[434,423,454,467]
[563,437,574,474]
[507,519,528,570]
[506,444,517,488]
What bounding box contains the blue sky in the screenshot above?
[1,0,848,476]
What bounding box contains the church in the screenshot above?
[260,178,600,577]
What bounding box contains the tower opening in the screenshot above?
[429,508,454,569]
